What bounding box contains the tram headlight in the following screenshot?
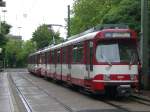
[130,74,135,80]
[104,74,110,81]
[130,74,138,81]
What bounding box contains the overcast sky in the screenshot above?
[3,0,73,40]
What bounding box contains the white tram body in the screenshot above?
[28,26,139,96]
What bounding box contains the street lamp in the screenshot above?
[17,26,22,36]
[46,24,65,45]
[2,9,7,22]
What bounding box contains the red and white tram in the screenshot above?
[28,24,140,96]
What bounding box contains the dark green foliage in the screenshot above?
[0,22,11,47]
[32,24,62,49]
[5,39,37,67]
[0,22,11,68]
[70,0,141,35]
[1,22,11,35]
[0,33,7,47]
[103,0,141,32]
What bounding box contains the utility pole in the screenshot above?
[141,0,150,89]
[67,5,71,38]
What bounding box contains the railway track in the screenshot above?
[23,73,150,112]
[10,73,75,112]
[8,71,150,112]
[9,74,33,112]
[97,96,150,112]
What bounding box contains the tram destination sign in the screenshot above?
[105,32,131,38]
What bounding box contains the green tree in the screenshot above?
[0,22,11,47]
[19,40,37,66]
[4,38,37,67]
[102,0,141,32]
[32,24,61,49]
[5,39,22,67]
[70,0,141,35]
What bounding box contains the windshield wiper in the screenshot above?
[129,53,135,69]
[102,54,112,67]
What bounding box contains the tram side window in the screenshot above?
[33,56,34,64]
[42,54,44,64]
[34,56,36,64]
[72,44,83,63]
[68,46,72,64]
[34,55,37,64]
[62,48,65,63]
[44,53,46,64]
[62,48,67,63]
[30,56,31,64]
[73,45,77,63]
[51,51,54,64]
[29,57,31,64]
[47,51,50,64]
[57,50,60,64]
[89,42,93,71]
[41,54,43,64]
[38,54,41,64]
[77,44,83,62]
[30,56,32,64]
[32,56,33,64]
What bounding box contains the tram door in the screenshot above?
[56,49,62,80]
[70,43,84,85]
[67,46,72,82]
[85,41,93,79]
[51,50,55,79]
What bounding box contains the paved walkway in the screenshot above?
[0,72,18,112]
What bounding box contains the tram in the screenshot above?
[28,24,140,96]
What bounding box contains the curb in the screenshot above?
[6,72,20,112]
[8,73,31,112]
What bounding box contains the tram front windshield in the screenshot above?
[96,40,138,63]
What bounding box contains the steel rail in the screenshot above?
[21,74,75,112]
[22,72,150,112]
[9,74,32,112]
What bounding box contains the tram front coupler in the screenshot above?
[117,85,131,97]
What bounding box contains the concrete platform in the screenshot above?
[0,72,19,112]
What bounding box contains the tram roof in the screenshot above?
[30,27,134,55]
[30,31,99,55]
[47,31,98,51]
